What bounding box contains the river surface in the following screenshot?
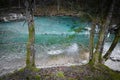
[0,16,120,76]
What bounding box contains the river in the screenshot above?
[0,16,120,76]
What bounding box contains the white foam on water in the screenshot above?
[47,43,79,55]
[0,42,119,76]
[65,43,79,54]
[0,16,120,76]
[47,50,64,55]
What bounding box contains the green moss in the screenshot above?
[26,43,31,67]
[35,75,41,80]
[68,78,77,80]
[88,63,120,80]
[107,70,120,80]
[84,76,106,80]
[71,65,76,68]
[18,67,40,73]
[25,75,40,80]
[24,67,40,72]
[88,60,94,66]
[18,68,25,72]
[26,55,30,67]
[0,64,120,80]
[31,67,40,72]
[56,71,65,78]
[28,23,35,39]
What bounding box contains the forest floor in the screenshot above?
[0,64,120,80]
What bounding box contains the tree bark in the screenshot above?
[89,19,96,62]
[25,0,35,67]
[99,0,115,55]
[92,0,115,64]
[94,25,105,64]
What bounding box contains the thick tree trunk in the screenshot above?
[94,26,105,64]
[25,0,35,67]
[99,0,115,55]
[103,25,120,61]
[92,0,115,64]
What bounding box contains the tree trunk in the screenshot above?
[89,19,96,62]
[99,0,115,55]
[25,0,35,68]
[94,26,105,64]
[103,25,120,61]
[92,0,115,64]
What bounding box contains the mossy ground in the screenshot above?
[0,64,120,80]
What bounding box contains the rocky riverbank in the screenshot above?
[0,13,25,22]
[0,6,86,22]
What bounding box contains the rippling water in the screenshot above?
[0,16,120,76]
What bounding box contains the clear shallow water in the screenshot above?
[0,16,91,76]
[0,16,120,76]
[0,16,91,60]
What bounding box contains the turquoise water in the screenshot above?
[0,16,116,57]
[0,16,92,68]
[0,16,117,58]
[0,16,120,76]
[0,16,91,45]
[0,16,91,75]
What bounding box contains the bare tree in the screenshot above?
[89,0,116,65]
[25,0,35,68]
